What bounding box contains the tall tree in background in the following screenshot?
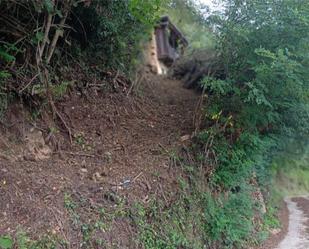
[206,0,309,142]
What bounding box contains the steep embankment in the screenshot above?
[0,74,199,247]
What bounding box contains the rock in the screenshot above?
[180,134,191,142]
[92,171,107,182]
[80,168,88,173]
[23,128,52,161]
[81,159,86,167]
[270,228,281,235]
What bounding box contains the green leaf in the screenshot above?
[0,50,15,62]
[55,9,63,18]
[0,236,13,249]
[35,32,44,42]
[43,0,54,13]
[0,70,12,80]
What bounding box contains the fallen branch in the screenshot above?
[19,73,39,94]
[60,151,98,158]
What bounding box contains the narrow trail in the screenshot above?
[263,196,309,249]
[0,75,199,246]
[275,196,309,249]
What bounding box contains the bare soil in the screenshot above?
[0,74,199,248]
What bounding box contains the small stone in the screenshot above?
[80,168,88,173]
[180,135,191,142]
[23,128,52,161]
[93,172,103,181]
[270,228,281,235]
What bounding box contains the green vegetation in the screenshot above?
[0,0,164,116]
[272,144,309,198]
[130,155,261,249]
[73,0,162,72]
[192,0,309,246]
[0,44,15,116]
[203,0,308,189]
[0,0,308,248]
[127,143,276,249]
[131,0,307,248]
[0,233,59,249]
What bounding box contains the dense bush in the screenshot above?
[0,0,163,113]
[203,0,309,178]
[71,0,162,72]
[181,0,309,247]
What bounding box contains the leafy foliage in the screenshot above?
[130,167,259,249]
[0,233,58,249]
[202,0,309,185]
[202,192,254,248]
[0,236,13,249]
[181,0,309,247]
[0,45,14,116]
[0,0,165,112]
[72,0,163,72]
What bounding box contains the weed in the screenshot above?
[74,133,86,147]
[51,81,74,100]
[64,193,77,211]
[0,236,12,249]
[0,232,59,249]
[63,192,112,248]
[30,108,42,121]
[48,127,59,134]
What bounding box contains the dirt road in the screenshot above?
[262,196,309,249]
[275,196,309,249]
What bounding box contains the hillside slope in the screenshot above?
[0,74,199,248]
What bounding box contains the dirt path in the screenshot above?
[275,196,309,249]
[0,75,199,247]
[262,196,309,249]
